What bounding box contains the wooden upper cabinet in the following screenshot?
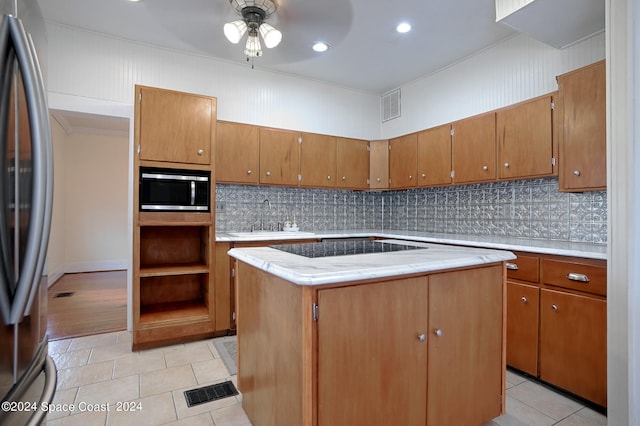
[216,121,259,184]
[259,127,300,186]
[369,139,389,190]
[136,85,216,165]
[557,60,606,192]
[336,137,370,190]
[497,95,555,180]
[389,133,418,189]
[300,132,337,188]
[417,124,452,186]
[451,112,496,184]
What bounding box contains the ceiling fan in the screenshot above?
[223,0,282,58]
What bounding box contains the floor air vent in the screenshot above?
[381,88,401,122]
[54,292,74,298]
[184,381,239,407]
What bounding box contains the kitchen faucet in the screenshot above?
[260,199,271,231]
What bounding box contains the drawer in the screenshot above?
[506,254,540,283]
[541,258,606,296]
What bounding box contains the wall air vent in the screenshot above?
[381,88,401,122]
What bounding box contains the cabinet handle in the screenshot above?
[247,170,252,175]
[409,175,413,180]
[417,333,426,342]
[504,162,510,168]
[421,173,426,178]
[342,176,347,181]
[197,149,204,155]
[266,171,271,176]
[506,262,518,271]
[483,165,489,171]
[327,175,331,180]
[521,296,527,303]
[573,170,581,176]
[376,177,381,182]
[567,272,590,282]
[434,328,443,337]
[551,304,558,312]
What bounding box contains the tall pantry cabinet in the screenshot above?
[132,85,218,350]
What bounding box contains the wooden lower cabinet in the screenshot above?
[505,252,607,408]
[506,281,539,376]
[214,243,234,332]
[539,288,607,407]
[317,278,429,426]
[236,262,505,426]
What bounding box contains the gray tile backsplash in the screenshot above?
[216,177,607,244]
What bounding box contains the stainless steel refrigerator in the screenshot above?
[0,0,56,425]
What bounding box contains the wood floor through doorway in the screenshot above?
[47,270,127,341]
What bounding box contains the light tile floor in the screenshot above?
[47,331,607,425]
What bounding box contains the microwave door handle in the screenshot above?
[191,181,196,206]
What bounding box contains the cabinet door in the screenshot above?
[506,281,539,376]
[428,266,504,425]
[497,95,554,180]
[137,86,214,165]
[389,133,417,188]
[214,243,232,332]
[299,133,336,188]
[216,121,259,184]
[417,124,452,186]
[369,139,389,189]
[539,288,607,407]
[259,128,300,186]
[336,137,370,189]
[317,277,428,426]
[452,112,496,184]
[558,60,606,191]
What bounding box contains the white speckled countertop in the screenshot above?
[227,239,516,286]
[217,229,607,260]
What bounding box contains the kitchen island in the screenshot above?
[228,239,516,426]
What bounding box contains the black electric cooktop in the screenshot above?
[270,239,425,258]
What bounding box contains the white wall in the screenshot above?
[46,119,129,284]
[46,118,66,284]
[381,32,605,139]
[45,23,379,140]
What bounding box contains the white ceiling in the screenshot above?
[39,0,604,134]
[39,0,518,94]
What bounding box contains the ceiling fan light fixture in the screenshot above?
[224,0,280,59]
[244,33,262,57]
[224,20,248,44]
[259,22,282,48]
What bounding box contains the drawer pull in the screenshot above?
[567,272,590,282]
[521,296,527,304]
[506,262,518,271]
[552,304,558,312]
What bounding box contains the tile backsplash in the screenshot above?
[216,177,607,244]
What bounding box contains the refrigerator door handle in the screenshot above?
[0,15,13,325]
[25,356,57,426]
[5,15,52,324]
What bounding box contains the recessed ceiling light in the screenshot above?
[396,22,411,33]
[312,42,330,52]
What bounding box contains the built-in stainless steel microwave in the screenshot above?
[139,167,210,212]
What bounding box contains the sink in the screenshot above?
[228,231,317,240]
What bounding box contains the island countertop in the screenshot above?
[227,239,516,286]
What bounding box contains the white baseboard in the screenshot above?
[48,259,128,287]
